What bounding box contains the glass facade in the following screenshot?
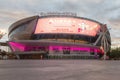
[9,20,32,40]
[9,24,27,40]
[32,34,99,44]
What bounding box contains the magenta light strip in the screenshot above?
[9,42,104,54]
[49,45,103,53]
[9,42,26,51]
[49,45,90,51]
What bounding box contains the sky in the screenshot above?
[0,0,120,45]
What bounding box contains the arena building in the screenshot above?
[8,13,111,59]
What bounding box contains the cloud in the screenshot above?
[0,9,32,30]
[0,0,120,43]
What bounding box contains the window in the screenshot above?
[32,33,99,44]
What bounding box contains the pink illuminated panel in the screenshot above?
[9,42,26,51]
[9,42,104,54]
[35,17,100,36]
[49,46,104,54]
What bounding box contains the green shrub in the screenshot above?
[108,47,120,60]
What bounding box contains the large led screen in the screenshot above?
[35,17,100,36]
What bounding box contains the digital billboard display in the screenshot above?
[35,17,100,36]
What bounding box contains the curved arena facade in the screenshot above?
[8,14,111,59]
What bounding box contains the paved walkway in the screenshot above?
[0,60,120,80]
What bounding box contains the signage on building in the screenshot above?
[35,17,100,36]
